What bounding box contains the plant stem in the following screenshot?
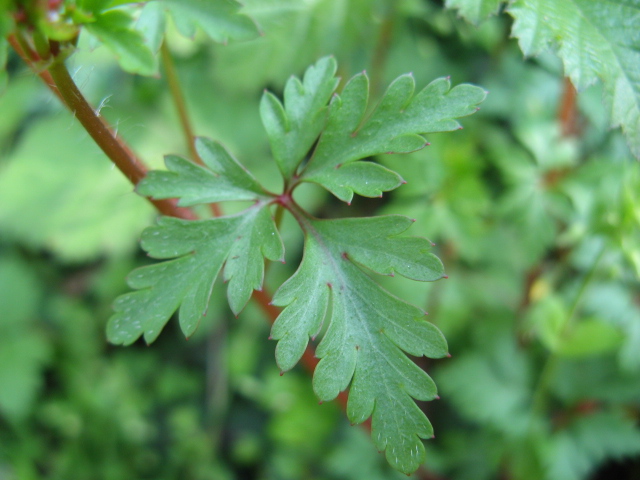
[160,41,200,163]
[7,34,64,104]
[370,1,396,97]
[45,56,196,219]
[558,77,579,137]
[530,245,606,416]
[160,41,223,218]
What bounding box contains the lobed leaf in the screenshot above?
[301,72,487,202]
[84,9,156,75]
[509,0,640,159]
[270,212,447,474]
[137,137,268,206]
[260,56,340,180]
[445,0,503,24]
[107,203,284,345]
[155,0,259,43]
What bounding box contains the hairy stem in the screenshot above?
[45,55,196,219]
[7,34,64,104]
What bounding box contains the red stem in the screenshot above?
[45,56,196,219]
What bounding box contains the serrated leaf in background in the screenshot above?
[271,213,447,474]
[445,0,503,24]
[156,0,259,43]
[509,0,640,159]
[137,137,269,206]
[302,73,487,202]
[108,203,283,345]
[205,0,387,93]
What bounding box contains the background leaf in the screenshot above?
[156,0,259,43]
[445,0,503,24]
[509,0,640,158]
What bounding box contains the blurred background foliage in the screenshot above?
[1,0,639,479]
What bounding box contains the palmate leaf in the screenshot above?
[109,58,483,473]
[270,211,448,474]
[301,69,487,203]
[508,0,640,158]
[108,203,284,344]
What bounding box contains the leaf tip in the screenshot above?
[435,395,441,400]
[446,352,452,358]
[443,275,449,279]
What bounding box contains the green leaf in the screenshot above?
[302,72,487,202]
[271,211,447,474]
[156,0,259,43]
[259,56,339,180]
[509,0,640,158]
[137,0,166,54]
[436,331,533,436]
[107,203,284,345]
[137,137,269,206]
[84,9,156,75]
[445,0,503,24]
[558,318,624,358]
[315,161,404,204]
[546,411,640,480]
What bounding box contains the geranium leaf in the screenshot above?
[259,56,339,180]
[136,137,269,206]
[107,203,284,344]
[271,211,447,474]
[300,71,487,202]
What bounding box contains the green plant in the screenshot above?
[1,1,639,479]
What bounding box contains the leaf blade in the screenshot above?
[271,212,447,474]
[509,0,640,158]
